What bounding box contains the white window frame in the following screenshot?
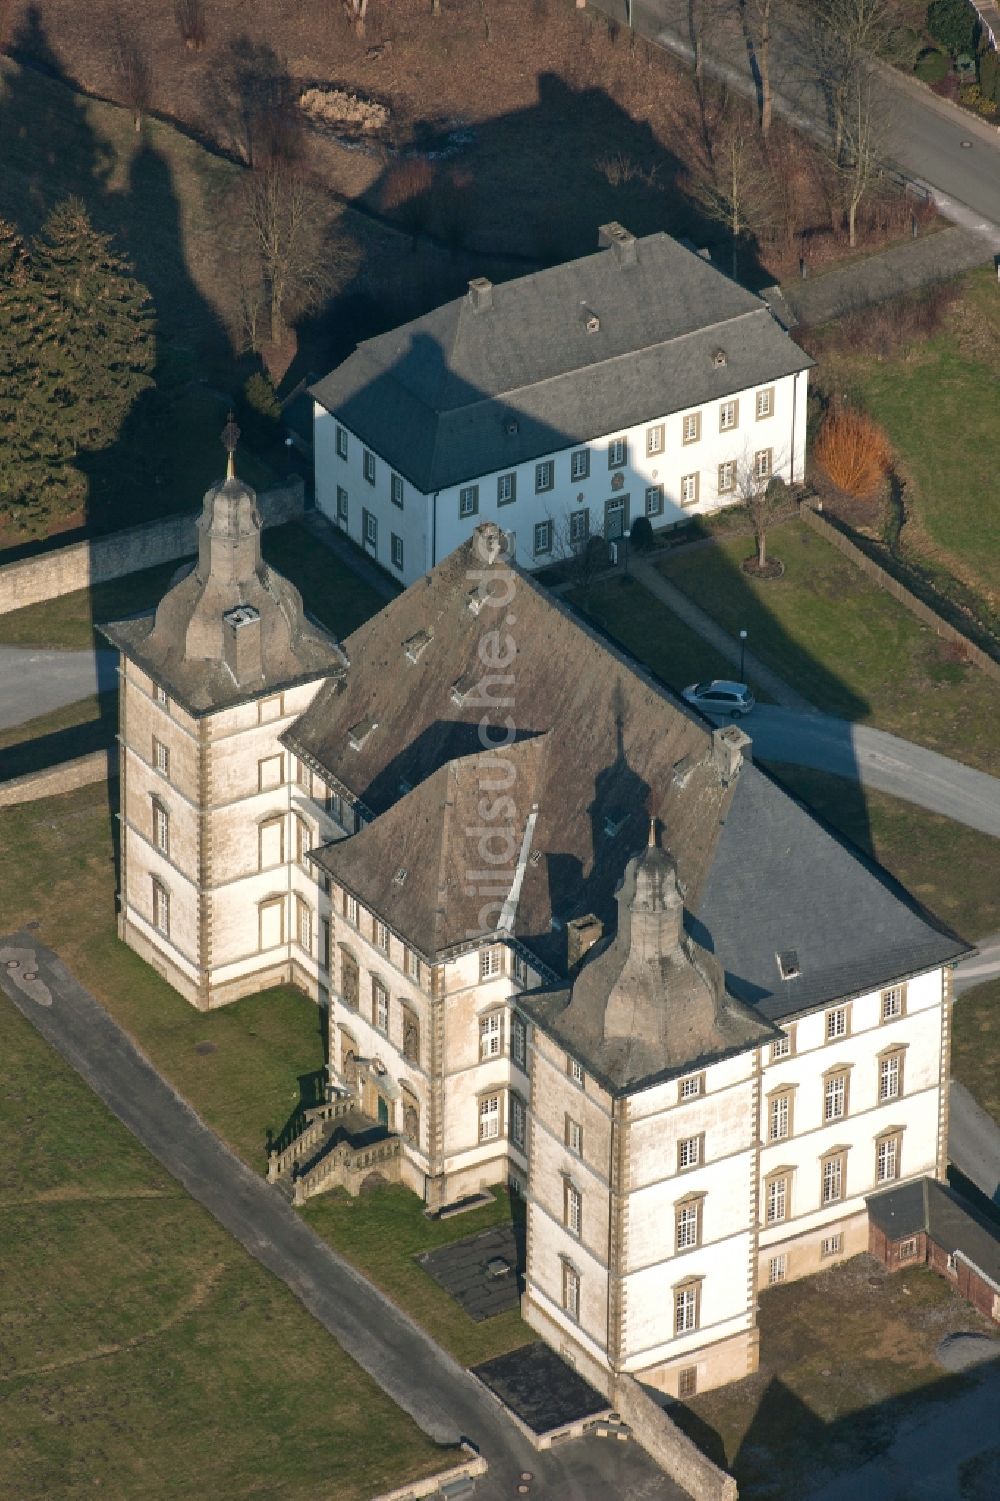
[459,484,479,518]
[879,1052,901,1103]
[682,411,701,445]
[674,1284,699,1335]
[363,448,376,485]
[390,471,404,508]
[570,448,590,481]
[373,979,389,1033]
[569,508,590,544]
[769,1093,790,1141]
[480,945,502,980]
[336,485,349,523]
[678,1135,701,1170]
[511,1093,526,1151]
[822,1154,844,1205]
[565,1180,582,1236]
[754,447,773,481]
[566,1116,583,1156]
[563,1262,580,1321]
[152,879,170,937]
[535,459,554,493]
[497,472,516,506]
[479,1093,500,1142]
[676,1201,700,1251]
[719,399,739,432]
[363,508,378,548]
[296,898,312,954]
[373,918,390,952]
[766,1175,787,1224]
[768,1253,787,1285]
[717,459,736,496]
[569,1057,584,1087]
[533,520,553,556]
[479,1011,503,1060]
[153,737,169,777]
[645,484,664,517]
[680,472,699,507]
[876,1134,900,1184]
[824,1072,847,1122]
[390,533,404,571]
[679,1074,703,1101]
[821,1233,843,1258]
[756,387,774,420]
[608,436,627,469]
[646,423,665,456]
[336,425,348,459]
[152,799,169,855]
[881,986,904,1021]
[826,1006,848,1041]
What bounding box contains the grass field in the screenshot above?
[674,1253,993,1497]
[0,990,445,1501]
[657,520,1000,774]
[952,978,1000,1126]
[569,575,738,696]
[305,1184,532,1366]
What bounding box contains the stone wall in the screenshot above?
[800,503,1000,685]
[614,1375,739,1501]
[366,1448,488,1501]
[0,478,305,617]
[0,747,116,809]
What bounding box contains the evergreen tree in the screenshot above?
[32,196,155,459]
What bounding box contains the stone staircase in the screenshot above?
[267,1097,402,1205]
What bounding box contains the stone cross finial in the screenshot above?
[221,412,241,481]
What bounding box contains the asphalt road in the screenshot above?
[0,935,687,1501]
[0,647,117,731]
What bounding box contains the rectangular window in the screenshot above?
[680,472,699,508]
[824,1072,848,1122]
[258,754,283,792]
[769,1091,791,1141]
[717,460,736,496]
[569,508,590,544]
[756,387,774,420]
[459,484,479,518]
[879,1052,902,1103]
[754,448,773,481]
[344,893,359,926]
[381,534,399,574]
[363,449,376,485]
[390,472,404,509]
[336,425,348,459]
[513,952,529,987]
[898,1236,917,1260]
[152,879,170,937]
[569,1057,584,1087]
[770,1033,791,1061]
[533,520,553,556]
[719,399,739,432]
[566,1116,583,1156]
[153,683,168,707]
[682,412,701,445]
[646,423,665,456]
[336,485,349,524]
[535,460,555,493]
[480,946,502,980]
[678,1367,698,1399]
[363,508,378,549]
[479,1094,500,1142]
[512,1015,527,1069]
[373,918,389,952]
[511,1093,526,1151]
[570,448,590,482]
[679,1073,703,1101]
[821,1153,844,1205]
[404,946,420,983]
[645,484,664,517]
[295,757,310,792]
[497,472,516,506]
[565,1180,582,1236]
[677,1134,701,1170]
[373,979,389,1033]
[153,800,169,855]
[562,1262,580,1321]
[480,1012,503,1060]
[766,1174,788,1224]
[608,437,627,469]
[153,737,169,777]
[881,985,904,1021]
[675,1199,702,1251]
[826,1006,848,1041]
[258,693,283,723]
[296,897,312,954]
[876,1134,900,1184]
[674,1283,700,1335]
[821,1233,843,1258]
[295,815,311,866]
[768,1254,787,1286]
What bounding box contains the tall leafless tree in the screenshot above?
[344,0,369,37]
[739,0,776,137]
[828,56,887,248]
[688,104,779,277]
[112,20,153,133]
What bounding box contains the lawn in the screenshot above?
[0,990,445,1501]
[0,692,116,783]
[657,519,1000,774]
[952,978,1000,1126]
[305,1184,532,1367]
[569,575,739,697]
[0,521,387,651]
[761,764,1000,944]
[673,1253,995,1498]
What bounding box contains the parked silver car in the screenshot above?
[682,679,755,717]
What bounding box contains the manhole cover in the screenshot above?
[485,1256,511,1279]
[5,960,19,969]
[961,139,973,148]
[23,972,37,981]
[195,1041,217,1055]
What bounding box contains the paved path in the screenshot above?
[955,932,1000,994]
[0,935,687,1501]
[949,1080,1000,1204]
[0,647,117,731]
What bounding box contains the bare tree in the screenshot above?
[687,0,724,83]
[343,0,369,38]
[687,105,779,277]
[827,57,887,247]
[549,510,608,602]
[174,0,207,51]
[739,0,777,137]
[805,0,903,161]
[112,20,153,133]
[734,448,788,569]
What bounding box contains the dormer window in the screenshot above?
[603,812,629,838]
[347,717,377,751]
[777,950,801,981]
[403,630,432,663]
[713,348,727,368]
[450,670,478,705]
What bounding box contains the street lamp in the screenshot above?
[739,629,748,683]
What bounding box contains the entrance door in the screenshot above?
[605,496,629,540]
[377,1094,389,1129]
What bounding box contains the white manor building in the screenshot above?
[310,224,813,585]
[102,466,967,1403]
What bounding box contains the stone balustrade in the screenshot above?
[266,1098,354,1181]
[293,1134,402,1204]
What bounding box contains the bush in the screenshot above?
[915,46,949,82]
[244,371,281,422]
[629,515,654,551]
[959,82,982,105]
[814,406,892,499]
[926,0,978,57]
[979,47,1000,102]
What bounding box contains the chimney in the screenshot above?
[712,724,752,785]
[598,222,637,267]
[567,913,604,969]
[222,604,262,684]
[468,277,493,312]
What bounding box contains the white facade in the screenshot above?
[314,366,809,586]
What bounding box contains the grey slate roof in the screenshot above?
[289,527,968,1049]
[868,1178,1000,1286]
[310,231,814,493]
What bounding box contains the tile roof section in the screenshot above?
[867,1178,1000,1287]
[310,231,814,492]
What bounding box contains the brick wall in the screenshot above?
[0,478,305,617]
